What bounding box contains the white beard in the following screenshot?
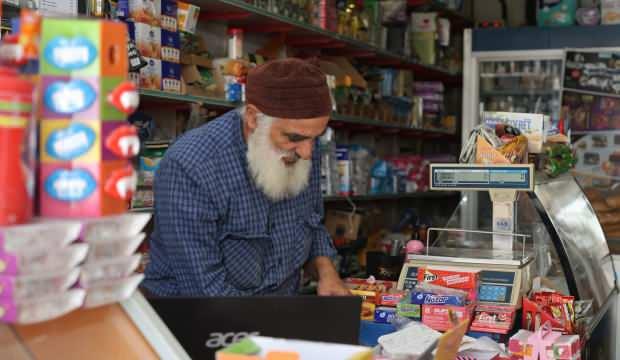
[246,115,312,201]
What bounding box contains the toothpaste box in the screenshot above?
[374,306,397,324]
[161,61,181,93]
[411,292,466,306]
[161,0,178,31]
[482,111,551,153]
[469,305,516,334]
[546,335,581,360]
[417,267,479,292]
[161,29,180,63]
[422,304,474,332]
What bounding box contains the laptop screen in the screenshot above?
[148,296,362,359]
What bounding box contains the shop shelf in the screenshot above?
[407,0,473,27]
[323,191,459,202]
[480,89,558,97]
[190,0,459,81]
[139,89,238,108]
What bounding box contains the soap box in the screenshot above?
[374,307,396,324]
[161,29,180,63]
[422,304,474,332]
[161,0,178,31]
[128,22,161,59]
[161,61,181,93]
[139,57,162,90]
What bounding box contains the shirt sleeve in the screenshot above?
[308,145,337,260]
[153,156,245,296]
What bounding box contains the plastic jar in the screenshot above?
[227,27,244,59]
[0,67,36,225]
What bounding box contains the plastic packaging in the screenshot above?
[0,221,81,253]
[602,0,620,24]
[86,233,145,261]
[80,254,141,287]
[0,289,86,324]
[227,28,244,59]
[537,0,577,26]
[83,273,144,308]
[576,7,601,25]
[0,243,89,276]
[81,213,151,242]
[0,67,36,226]
[0,268,79,301]
[336,146,352,196]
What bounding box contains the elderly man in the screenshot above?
[143,58,349,296]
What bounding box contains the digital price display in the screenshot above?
[430,164,534,191]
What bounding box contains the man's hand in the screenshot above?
[312,256,351,296]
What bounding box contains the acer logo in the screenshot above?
[205,331,260,349]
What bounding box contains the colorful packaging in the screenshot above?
[161,29,180,63]
[161,0,178,31]
[482,112,550,153]
[0,243,88,276]
[547,335,580,360]
[0,69,35,226]
[161,61,181,93]
[417,267,479,292]
[83,273,144,308]
[336,146,352,196]
[537,0,576,26]
[377,292,406,307]
[79,253,141,286]
[411,292,466,306]
[129,0,161,26]
[177,1,200,34]
[508,329,533,357]
[0,268,79,301]
[374,306,397,324]
[470,305,516,334]
[140,57,162,90]
[396,302,421,320]
[128,22,162,59]
[422,304,474,332]
[361,301,376,321]
[0,289,85,324]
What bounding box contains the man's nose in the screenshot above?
[296,140,313,160]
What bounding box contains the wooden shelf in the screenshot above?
[323,191,459,202]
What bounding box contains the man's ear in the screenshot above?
[245,104,259,132]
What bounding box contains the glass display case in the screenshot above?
[424,174,617,359]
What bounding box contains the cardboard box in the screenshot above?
[161,0,178,31]
[469,305,516,335]
[139,57,162,90]
[374,307,396,324]
[129,0,161,26]
[128,22,161,59]
[162,61,181,93]
[417,267,480,291]
[422,304,474,332]
[324,210,361,244]
[396,302,421,320]
[177,1,200,34]
[546,335,580,360]
[161,29,180,63]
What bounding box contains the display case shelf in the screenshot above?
[480,89,558,97]
[323,191,459,202]
[139,90,457,136]
[190,0,459,81]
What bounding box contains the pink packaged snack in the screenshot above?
[80,254,141,287]
[86,232,145,260]
[509,329,534,357]
[83,273,144,308]
[422,304,474,332]
[0,268,80,302]
[0,221,81,253]
[0,289,85,324]
[81,213,151,242]
[0,243,88,276]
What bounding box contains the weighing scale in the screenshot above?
[397,164,536,307]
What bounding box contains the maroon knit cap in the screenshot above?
[246,58,332,119]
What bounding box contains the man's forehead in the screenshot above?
[275,117,329,135]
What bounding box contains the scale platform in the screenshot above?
[407,248,534,267]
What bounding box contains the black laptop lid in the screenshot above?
[148,296,362,359]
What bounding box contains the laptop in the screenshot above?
[148,296,362,359]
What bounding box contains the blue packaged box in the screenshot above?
[411,292,465,306]
[161,29,180,63]
[161,0,178,31]
[161,61,181,93]
[374,307,397,324]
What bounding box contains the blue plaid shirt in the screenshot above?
[143,110,336,296]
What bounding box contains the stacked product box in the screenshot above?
[413,81,444,129]
[38,18,140,218]
[123,0,181,93]
[345,278,398,322]
[311,0,337,32]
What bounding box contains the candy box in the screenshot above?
[128,22,161,59]
[161,61,181,93]
[377,292,406,307]
[345,278,396,293]
[470,305,516,334]
[361,301,375,321]
[374,306,397,324]
[40,18,128,77]
[509,329,533,358]
[411,291,466,306]
[422,304,474,332]
[161,29,180,63]
[161,0,178,31]
[396,302,420,320]
[546,335,580,360]
[350,289,378,304]
[139,57,162,90]
[417,267,479,291]
[177,1,200,34]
